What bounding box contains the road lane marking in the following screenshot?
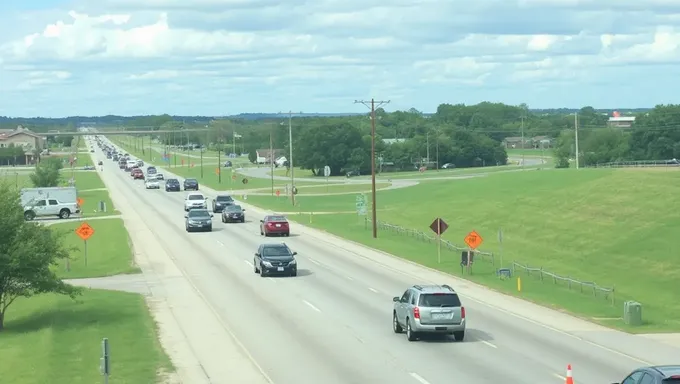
[307,258,321,265]
[216,240,224,246]
[553,373,566,381]
[243,260,252,267]
[409,372,431,384]
[480,340,497,348]
[345,276,354,281]
[302,300,321,312]
[368,287,379,293]
[267,278,277,283]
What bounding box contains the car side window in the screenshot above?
[622,372,644,384]
[638,373,655,384]
[48,199,58,205]
[400,290,410,303]
[36,200,46,206]
[410,293,417,305]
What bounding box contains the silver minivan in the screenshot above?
[392,284,466,342]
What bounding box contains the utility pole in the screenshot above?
[355,98,390,239]
[435,129,439,171]
[574,113,579,169]
[270,131,274,196]
[173,128,177,168]
[426,131,430,164]
[288,111,295,206]
[520,116,525,168]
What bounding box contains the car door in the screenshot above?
[33,199,47,215]
[47,199,59,215]
[397,290,411,324]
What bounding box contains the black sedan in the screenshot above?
[253,243,297,277]
[212,195,234,213]
[165,178,181,191]
[185,208,213,232]
[184,178,199,190]
[221,205,245,223]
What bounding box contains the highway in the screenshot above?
[90,136,678,384]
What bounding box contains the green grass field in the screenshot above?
[51,218,139,279]
[0,290,171,384]
[49,154,95,167]
[246,168,680,332]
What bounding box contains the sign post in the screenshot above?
[324,165,330,193]
[498,228,503,270]
[75,222,95,267]
[100,337,110,384]
[429,218,449,264]
[464,230,483,274]
[355,194,367,223]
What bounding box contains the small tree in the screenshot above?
[0,181,81,330]
[30,157,63,187]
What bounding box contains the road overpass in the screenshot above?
[42,129,210,136]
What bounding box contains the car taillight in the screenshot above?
[267,222,274,227]
[461,307,466,318]
[413,307,420,319]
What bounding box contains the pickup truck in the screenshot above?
[24,198,80,220]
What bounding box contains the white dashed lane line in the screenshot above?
[409,372,431,384]
[302,299,321,312]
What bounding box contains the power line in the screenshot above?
[354,99,390,239]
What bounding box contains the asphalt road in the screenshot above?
[89,137,678,384]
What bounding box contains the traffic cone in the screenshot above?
[565,364,574,384]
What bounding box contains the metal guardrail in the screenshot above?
[511,262,615,304]
[364,218,495,264]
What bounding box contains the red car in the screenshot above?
[132,169,144,180]
[260,215,290,237]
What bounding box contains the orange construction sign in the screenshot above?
[76,197,84,206]
[464,230,483,249]
[75,222,95,241]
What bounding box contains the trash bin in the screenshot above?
[623,301,642,326]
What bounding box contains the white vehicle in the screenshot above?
[184,192,207,211]
[20,187,80,220]
[145,178,160,189]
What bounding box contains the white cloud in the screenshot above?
[0,1,680,116]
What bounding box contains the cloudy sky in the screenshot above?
[1,0,680,117]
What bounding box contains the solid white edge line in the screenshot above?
[553,373,566,381]
[409,372,431,384]
[481,340,497,348]
[302,300,321,312]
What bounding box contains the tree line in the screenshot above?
[6,103,680,172]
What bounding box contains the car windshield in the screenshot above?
[188,195,204,200]
[216,196,233,202]
[186,179,197,183]
[167,179,178,184]
[226,205,242,212]
[188,210,210,218]
[418,293,461,307]
[268,216,286,222]
[262,246,292,258]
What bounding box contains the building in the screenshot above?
[0,126,46,164]
[532,136,552,148]
[502,136,530,149]
[382,138,407,145]
[607,116,636,128]
[255,149,284,164]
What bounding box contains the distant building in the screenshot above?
[0,126,46,163]
[607,116,636,128]
[502,136,531,149]
[382,138,407,145]
[255,149,284,164]
[532,136,552,148]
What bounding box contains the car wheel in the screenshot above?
[290,270,297,277]
[284,232,290,237]
[241,218,245,223]
[24,211,35,221]
[59,209,71,219]
[406,319,417,341]
[207,226,212,232]
[393,312,403,333]
[253,260,259,273]
[453,331,465,341]
[260,266,267,277]
[260,229,263,235]
[221,216,225,223]
[185,226,190,232]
